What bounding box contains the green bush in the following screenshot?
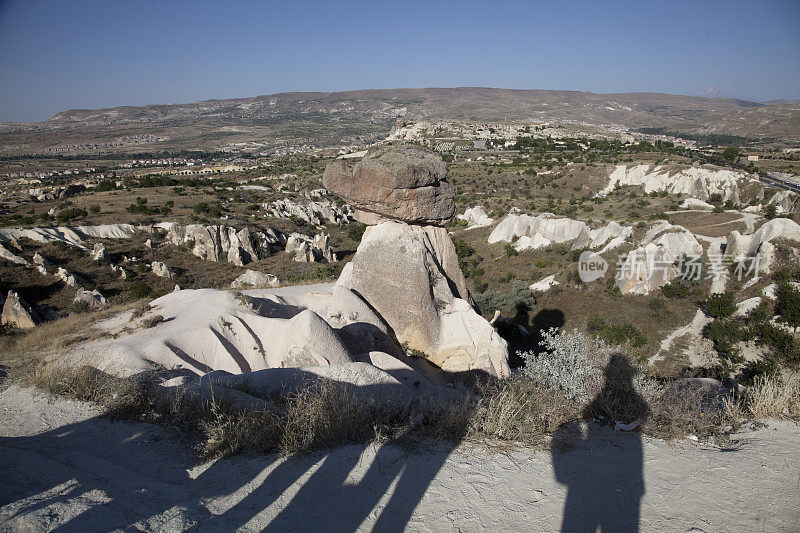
[661,281,690,298]
[453,238,475,259]
[473,281,535,317]
[586,315,647,347]
[56,207,88,223]
[705,292,736,318]
[129,282,154,300]
[702,318,747,364]
[775,282,800,330]
[504,243,519,257]
[346,223,366,243]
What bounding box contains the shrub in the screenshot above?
[745,375,800,419]
[143,315,164,328]
[586,315,647,347]
[129,282,154,299]
[453,238,475,259]
[56,207,88,223]
[705,292,736,318]
[661,280,690,299]
[522,328,609,403]
[473,281,535,317]
[504,243,518,257]
[702,319,746,365]
[347,223,366,242]
[775,282,800,330]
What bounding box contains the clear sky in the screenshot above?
[0,0,798,122]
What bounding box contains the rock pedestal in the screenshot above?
[324,145,509,378]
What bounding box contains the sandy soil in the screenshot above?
[1,385,798,532]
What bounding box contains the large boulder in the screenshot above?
[73,288,108,309]
[323,145,455,225]
[270,309,353,368]
[1,291,40,329]
[337,220,509,377]
[231,270,280,289]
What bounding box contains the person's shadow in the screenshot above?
[551,353,650,533]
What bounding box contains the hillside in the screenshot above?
[1,88,798,154]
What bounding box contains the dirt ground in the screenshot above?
[1,385,798,532]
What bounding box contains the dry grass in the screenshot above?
[745,374,800,419]
[0,302,140,368]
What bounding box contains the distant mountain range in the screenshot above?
[1,87,798,153]
[698,87,758,102]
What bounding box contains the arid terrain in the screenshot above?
[1,89,799,531]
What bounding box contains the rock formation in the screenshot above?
[336,220,509,377]
[323,145,455,225]
[457,206,495,229]
[616,222,703,294]
[724,218,800,274]
[265,198,353,226]
[151,261,174,279]
[231,270,280,289]
[73,288,109,309]
[597,164,748,204]
[91,243,108,261]
[489,212,632,253]
[285,232,336,263]
[163,223,284,266]
[1,291,40,329]
[0,243,29,266]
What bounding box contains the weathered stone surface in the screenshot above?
[230,270,280,289]
[323,145,455,225]
[91,243,107,261]
[74,288,108,309]
[270,309,354,368]
[1,291,40,329]
[337,220,508,377]
[151,261,173,279]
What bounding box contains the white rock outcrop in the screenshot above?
[265,199,353,226]
[151,261,173,279]
[91,242,107,261]
[457,206,495,229]
[338,220,509,377]
[724,218,800,274]
[616,223,703,295]
[529,274,559,292]
[285,232,336,263]
[231,270,280,289]
[680,198,715,210]
[73,288,108,309]
[489,212,631,253]
[1,291,40,329]
[163,223,284,266]
[0,243,29,266]
[597,164,750,204]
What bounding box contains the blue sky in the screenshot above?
[0,0,798,122]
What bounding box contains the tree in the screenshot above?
[764,203,778,220]
[722,146,741,163]
[705,291,736,318]
[776,282,800,332]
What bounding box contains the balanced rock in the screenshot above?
[323,145,455,225]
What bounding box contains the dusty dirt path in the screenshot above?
[1,385,798,532]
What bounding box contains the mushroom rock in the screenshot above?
[323,145,455,226]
